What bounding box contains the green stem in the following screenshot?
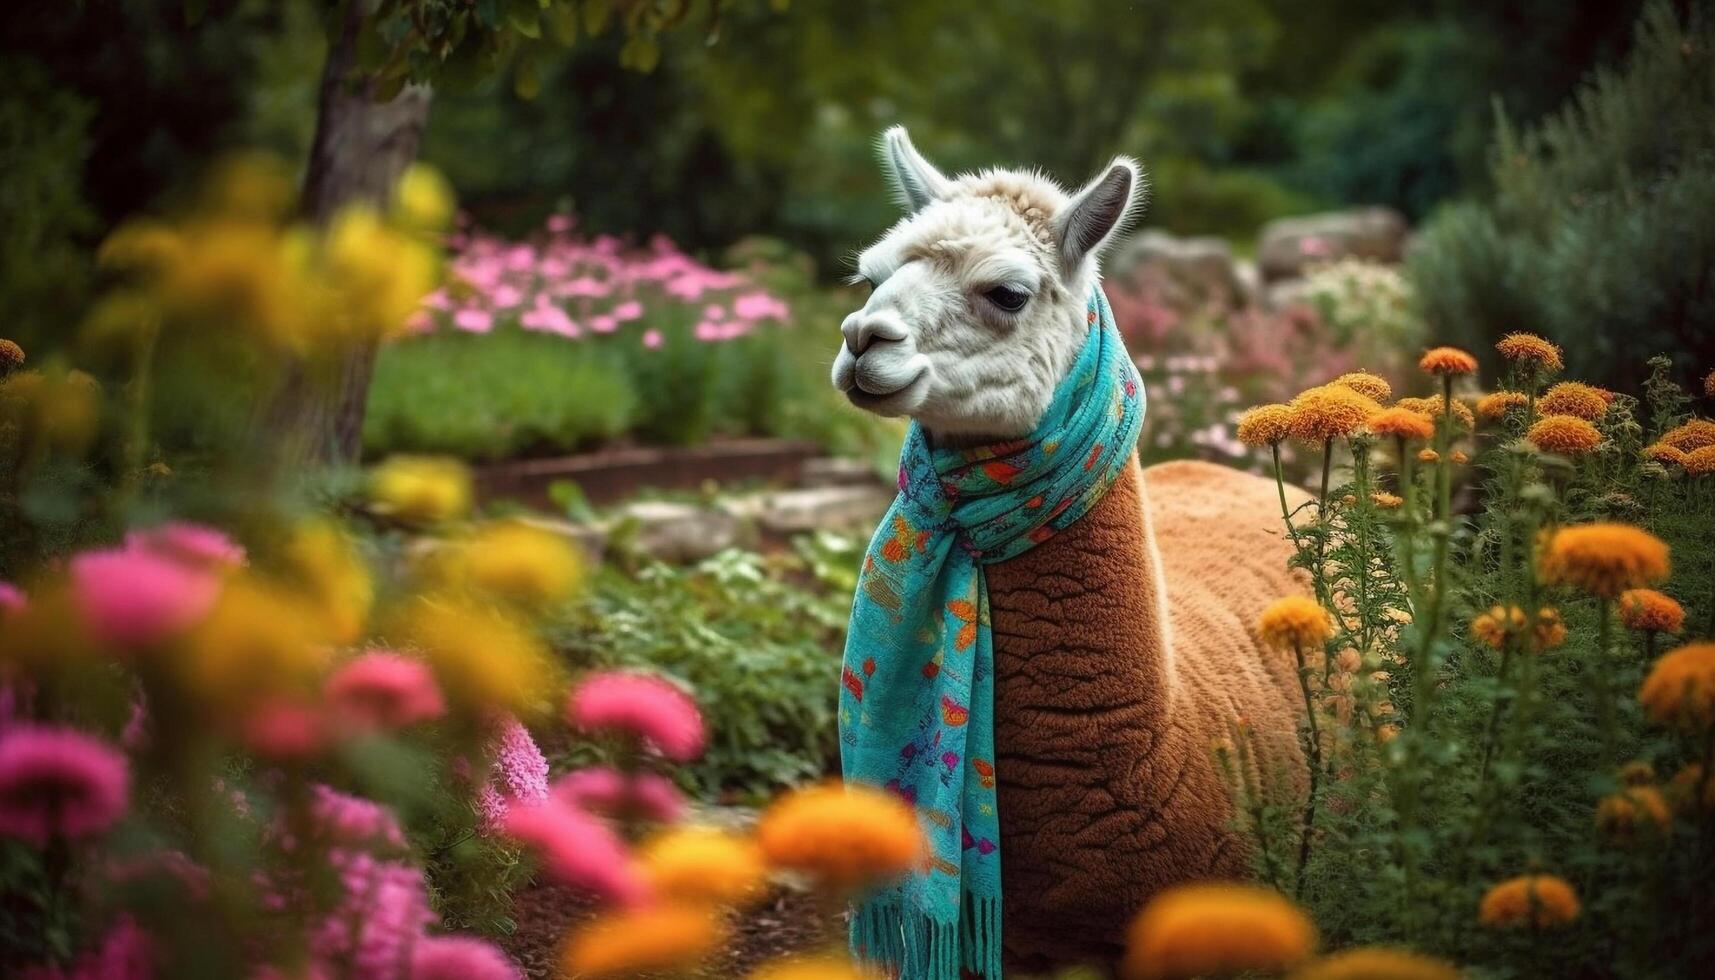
[1595,599,1618,768]
[1292,640,1323,899]
[1478,637,1517,788]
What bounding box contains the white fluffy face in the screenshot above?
[831,128,1141,442]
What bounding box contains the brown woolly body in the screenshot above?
[987,455,1309,970]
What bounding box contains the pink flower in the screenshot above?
[733,291,789,322]
[589,315,618,334]
[567,671,704,761]
[120,695,148,751]
[474,716,548,833]
[693,320,723,342]
[308,851,434,979]
[307,785,407,851]
[703,303,727,321]
[326,652,445,731]
[490,284,525,310]
[519,301,579,338]
[553,766,685,824]
[546,214,573,235]
[611,300,644,322]
[409,936,521,980]
[560,277,611,299]
[499,801,647,905]
[241,700,328,761]
[126,521,246,571]
[69,547,219,649]
[0,581,26,615]
[452,308,495,334]
[0,725,129,845]
[641,329,664,350]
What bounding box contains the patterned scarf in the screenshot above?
[841,286,1145,979]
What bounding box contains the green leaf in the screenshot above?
[507,0,542,38]
[513,50,542,99]
[582,0,611,37]
[545,1,578,45]
[620,33,659,72]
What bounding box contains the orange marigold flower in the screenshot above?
[757,782,923,890]
[0,339,23,370]
[1618,589,1685,633]
[1533,607,1568,651]
[1595,786,1673,839]
[1669,763,1715,813]
[1621,761,1656,786]
[1639,642,1715,732]
[1478,875,1579,929]
[1418,346,1478,376]
[1258,596,1333,651]
[1288,385,1383,442]
[1236,404,1294,447]
[1471,605,1526,650]
[1366,407,1434,441]
[1451,450,1470,465]
[561,905,727,978]
[640,826,767,907]
[1643,442,1688,466]
[1527,415,1603,456]
[748,956,884,980]
[1121,883,1315,980]
[1685,445,1715,476]
[1394,395,1474,430]
[1417,449,1439,463]
[1538,523,1670,597]
[1331,371,1392,402]
[1370,491,1403,509]
[1288,948,1460,980]
[1660,419,1715,451]
[1536,381,1609,421]
[1495,332,1563,372]
[1705,370,1715,399]
[1477,390,1529,420]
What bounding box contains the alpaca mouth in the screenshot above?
[844,366,928,414]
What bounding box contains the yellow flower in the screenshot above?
[748,957,883,980]
[282,520,372,644]
[1595,786,1673,839]
[437,520,585,609]
[1289,385,1382,442]
[182,575,333,704]
[391,163,455,232]
[756,782,923,891]
[370,455,473,525]
[1236,404,1294,447]
[1617,589,1685,633]
[1536,381,1609,421]
[1495,332,1563,373]
[1394,395,1474,430]
[97,219,187,274]
[1660,419,1715,451]
[1639,642,1715,731]
[324,206,439,341]
[393,596,556,715]
[1121,883,1315,980]
[0,368,102,455]
[1538,523,1670,597]
[640,826,767,908]
[1370,491,1403,509]
[1366,407,1434,441]
[1527,415,1603,456]
[1258,596,1332,651]
[1418,347,1478,376]
[1471,605,1525,650]
[1289,948,1460,980]
[1685,445,1715,476]
[1478,875,1579,929]
[1532,607,1567,651]
[560,905,726,979]
[1643,442,1688,467]
[1476,390,1529,421]
[1331,371,1392,402]
[160,219,307,348]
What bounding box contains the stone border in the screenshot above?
[473,438,824,507]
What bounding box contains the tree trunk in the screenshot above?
[266,4,432,467]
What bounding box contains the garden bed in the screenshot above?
[474,437,824,507]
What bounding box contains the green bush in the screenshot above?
[1410,1,1715,389]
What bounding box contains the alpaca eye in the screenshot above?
[985,285,1029,312]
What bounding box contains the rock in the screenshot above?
[756,485,894,536]
[1109,230,1251,312]
[1263,277,1316,312]
[1256,207,1409,281]
[800,456,883,488]
[613,501,740,563]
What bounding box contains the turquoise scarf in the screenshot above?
[841,286,1145,979]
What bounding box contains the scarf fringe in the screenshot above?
[852,893,1003,980]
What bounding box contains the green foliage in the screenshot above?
[1411,2,1715,389]
[555,534,859,799]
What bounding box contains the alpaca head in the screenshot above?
[831,127,1143,440]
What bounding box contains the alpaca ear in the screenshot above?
[880,126,952,213]
[1054,157,1145,274]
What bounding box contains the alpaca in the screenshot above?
[833,128,1311,970]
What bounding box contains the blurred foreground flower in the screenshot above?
[370,455,474,525]
[409,935,521,980]
[568,670,706,761]
[554,766,686,824]
[325,650,446,731]
[640,825,767,907]
[1289,947,1459,980]
[500,800,646,905]
[560,904,726,978]
[1538,523,1670,597]
[394,597,555,715]
[748,955,883,980]
[1478,874,1579,929]
[1618,588,1685,635]
[1122,883,1315,980]
[0,725,129,846]
[1596,786,1673,839]
[757,782,924,891]
[1639,643,1715,731]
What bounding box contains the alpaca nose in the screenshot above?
[841,310,908,357]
